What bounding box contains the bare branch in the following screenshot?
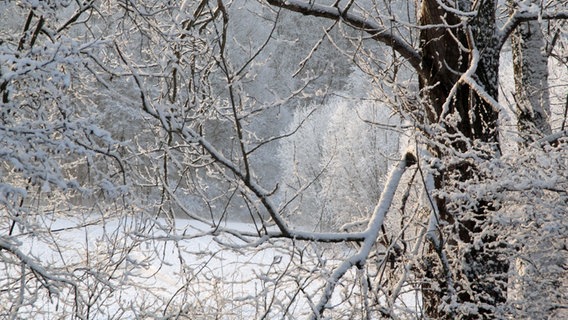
[265,0,426,80]
[0,237,77,291]
[310,152,414,319]
[497,8,568,51]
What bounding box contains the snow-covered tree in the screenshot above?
[248,0,568,318]
[1,0,567,319]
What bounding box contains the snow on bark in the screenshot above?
[511,1,552,142]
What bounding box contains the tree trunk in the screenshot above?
[510,3,556,315]
[419,1,508,318]
[511,2,552,142]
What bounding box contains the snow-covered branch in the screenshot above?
[310,152,415,319]
[497,8,568,51]
[0,236,77,292]
[265,0,426,79]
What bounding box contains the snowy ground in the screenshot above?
[12,214,299,318]
[7,212,422,319]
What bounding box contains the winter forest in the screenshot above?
[1,0,567,319]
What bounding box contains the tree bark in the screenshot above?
[510,3,557,315]
[511,2,552,142]
[419,1,507,318]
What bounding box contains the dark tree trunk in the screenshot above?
[419,0,508,318]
